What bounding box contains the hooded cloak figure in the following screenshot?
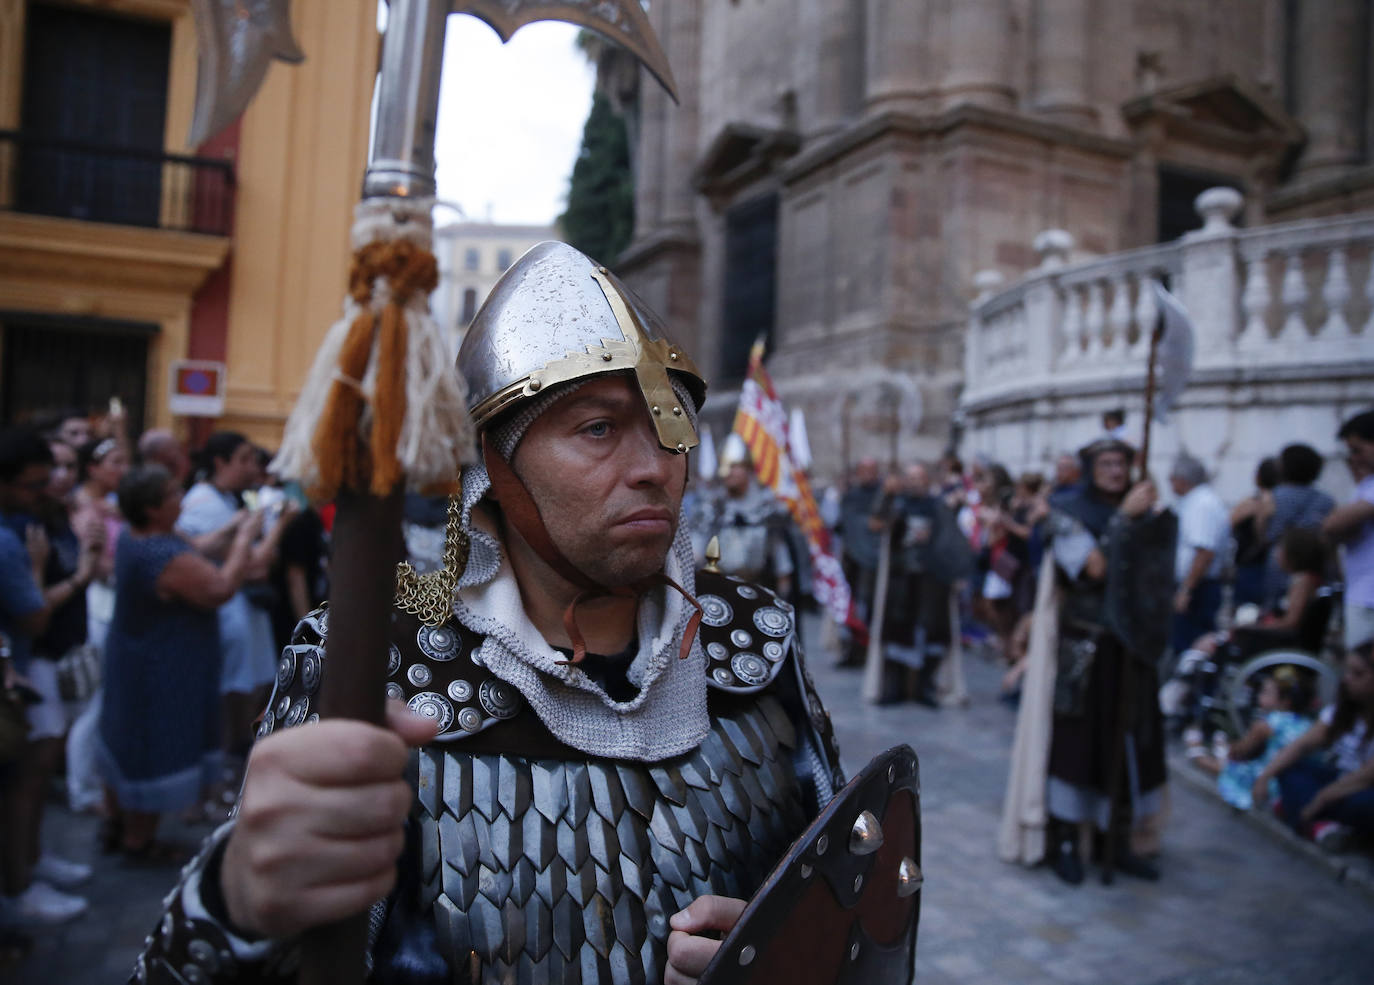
[998,438,1175,885]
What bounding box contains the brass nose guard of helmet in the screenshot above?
[588,267,700,454]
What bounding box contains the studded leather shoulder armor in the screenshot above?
[132,573,842,985]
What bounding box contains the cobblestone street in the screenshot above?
[9,622,1374,984]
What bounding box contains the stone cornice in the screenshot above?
[1266,165,1374,213]
[617,223,701,272]
[781,105,1135,185]
[962,360,1374,416]
[0,212,229,296]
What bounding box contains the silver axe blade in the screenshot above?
[187,0,305,148]
[188,0,678,154]
[457,1,678,102]
[1149,282,1196,425]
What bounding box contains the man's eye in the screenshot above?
[583,421,611,437]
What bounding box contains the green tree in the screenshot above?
[560,92,634,264]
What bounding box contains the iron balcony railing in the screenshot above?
[0,130,235,237]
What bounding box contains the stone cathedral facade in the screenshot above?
[617,0,1373,489]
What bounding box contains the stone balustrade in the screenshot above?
[960,189,1374,501]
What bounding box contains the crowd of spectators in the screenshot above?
[0,408,330,933]
[831,406,1374,856]
[2,397,1372,934]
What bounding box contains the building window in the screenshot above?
[496,248,513,271]
[464,247,480,271]
[720,194,779,382]
[18,5,171,227]
[460,288,478,325]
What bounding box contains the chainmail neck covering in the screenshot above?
[450,460,710,761]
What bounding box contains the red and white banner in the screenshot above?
[731,343,853,627]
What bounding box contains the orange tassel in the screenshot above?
[311,309,375,499]
[370,298,408,496]
[308,238,439,499]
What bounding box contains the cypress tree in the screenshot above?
[560,92,634,264]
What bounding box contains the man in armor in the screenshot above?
[999,439,1175,885]
[132,242,843,984]
[700,434,796,601]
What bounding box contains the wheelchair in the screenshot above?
[1192,584,1343,739]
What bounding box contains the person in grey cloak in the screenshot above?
[998,439,1175,885]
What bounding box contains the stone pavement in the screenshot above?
[9,622,1374,984]
[806,627,1374,985]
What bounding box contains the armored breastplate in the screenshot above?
[257,570,840,985]
[416,696,807,983]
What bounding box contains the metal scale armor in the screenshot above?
[140,567,839,985]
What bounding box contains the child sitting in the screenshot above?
[1188,667,1312,810]
[1252,642,1374,848]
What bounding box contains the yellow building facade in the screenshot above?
[0,0,379,449]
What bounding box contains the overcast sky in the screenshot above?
[432,17,595,226]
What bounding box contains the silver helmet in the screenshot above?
[457,241,705,453]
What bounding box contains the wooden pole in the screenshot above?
[1137,319,1164,483]
[297,487,405,985]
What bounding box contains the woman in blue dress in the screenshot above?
[97,465,259,858]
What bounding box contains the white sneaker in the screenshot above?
[10,881,88,925]
[33,853,92,888]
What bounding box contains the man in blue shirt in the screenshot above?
[0,427,89,926]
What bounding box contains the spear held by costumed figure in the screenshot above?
[185,2,677,981]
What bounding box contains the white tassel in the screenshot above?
[270,198,475,495]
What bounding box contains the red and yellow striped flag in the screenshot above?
[731,342,853,626]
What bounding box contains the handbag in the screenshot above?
[56,642,101,703]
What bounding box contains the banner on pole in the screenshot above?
[732,342,852,627]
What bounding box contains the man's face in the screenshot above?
[903,464,931,496]
[1092,451,1130,495]
[723,462,751,496]
[1055,455,1080,488]
[2,463,52,514]
[511,376,688,588]
[1169,474,1189,498]
[218,442,259,492]
[854,460,879,485]
[1345,435,1374,480]
[58,417,91,448]
[148,439,192,484]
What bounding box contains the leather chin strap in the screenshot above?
[481,439,703,667]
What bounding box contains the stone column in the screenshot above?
[863,0,925,113]
[631,1,670,239]
[1031,0,1097,127]
[944,0,1015,111]
[658,0,701,227]
[1291,0,1367,178]
[805,0,864,134]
